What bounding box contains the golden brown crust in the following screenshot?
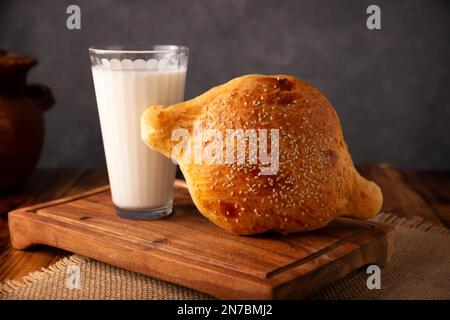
[142,74,383,234]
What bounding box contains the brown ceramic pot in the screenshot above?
[0,50,54,191]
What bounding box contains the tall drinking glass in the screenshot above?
[89,45,189,219]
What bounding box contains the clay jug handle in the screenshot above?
[26,84,54,112]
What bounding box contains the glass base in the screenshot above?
[114,203,173,220]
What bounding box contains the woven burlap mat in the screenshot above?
[1,213,449,300]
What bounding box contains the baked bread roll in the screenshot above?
[141,74,382,234]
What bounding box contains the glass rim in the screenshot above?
[88,44,189,54]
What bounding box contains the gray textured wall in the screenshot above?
[1,0,449,169]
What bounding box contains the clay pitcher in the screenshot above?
[0,50,54,191]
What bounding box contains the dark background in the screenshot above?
[1,0,449,169]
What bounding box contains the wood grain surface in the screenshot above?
[0,169,108,281]
[8,182,393,299]
[1,164,449,288]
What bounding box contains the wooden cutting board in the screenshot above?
[8,180,393,299]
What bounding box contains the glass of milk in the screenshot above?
[89,45,188,219]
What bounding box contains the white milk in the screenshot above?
[92,60,186,210]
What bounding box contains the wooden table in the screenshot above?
[1,165,449,282]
